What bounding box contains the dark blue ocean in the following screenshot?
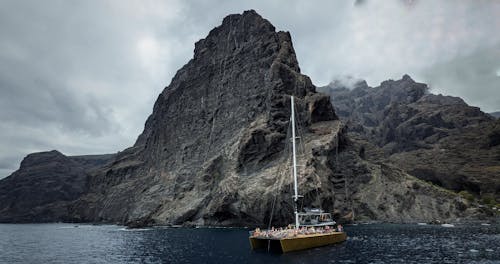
[0,223,498,263]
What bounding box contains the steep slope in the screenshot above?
[72,10,339,226]
[0,151,113,222]
[0,11,491,225]
[73,11,486,226]
[319,76,500,201]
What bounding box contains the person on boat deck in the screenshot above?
[337,224,343,232]
[253,227,261,236]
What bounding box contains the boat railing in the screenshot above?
[250,225,341,240]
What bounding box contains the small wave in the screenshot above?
[469,249,479,253]
[441,224,454,228]
[118,228,152,231]
[485,249,494,252]
[417,223,427,226]
[480,223,490,226]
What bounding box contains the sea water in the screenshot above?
[0,223,498,263]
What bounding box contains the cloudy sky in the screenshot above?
[1,0,499,178]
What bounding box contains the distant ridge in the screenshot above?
[489,111,500,119]
[319,75,500,201]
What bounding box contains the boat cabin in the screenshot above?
[297,209,336,227]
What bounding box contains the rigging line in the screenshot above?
[267,152,290,232]
[293,100,308,157]
[267,117,292,230]
[332,129,339,213]
[294,98,323,210]
[267,155,285,230]
[266,139,291,252]
[296,100,321,209]
[291,100,307,214]
[339,131,349,214]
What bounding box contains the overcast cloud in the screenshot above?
[1,0,499,178]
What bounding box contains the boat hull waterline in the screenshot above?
[249,232,347,253]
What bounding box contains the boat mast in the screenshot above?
[291,96,300,229]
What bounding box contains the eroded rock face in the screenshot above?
[0,151,113,222]
[319,76,500,200]
[73,12,489,226]
[0,11,492,225]
[72,10,338,226]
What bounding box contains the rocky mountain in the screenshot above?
[70,10,348,226]
[0,151,113,222]
[319,76,500,202]
[489,111,500,119]
[0,11,494,225]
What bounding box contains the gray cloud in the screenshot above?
[1,0,499,178]
[422,44,500,112]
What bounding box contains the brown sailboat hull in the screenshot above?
[249,232,347,253]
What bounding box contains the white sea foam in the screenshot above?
[118,228,152,231]
[441,224,454,228]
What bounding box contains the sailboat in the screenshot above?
[249,96,347,253]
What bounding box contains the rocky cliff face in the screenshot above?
[319,76,500,202]
[71,10,341,226]
[0,151,113,222]
[0,11,493,225]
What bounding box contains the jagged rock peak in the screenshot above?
[381,74,419,86]
[401,74,413,81]
[136,9,329,147]
[89,10,338,225]
[192,9,300,72]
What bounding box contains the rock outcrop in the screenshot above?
[71,10,341,226]
[0,11,493,225]
[319,76,500,202]
[0,151,113,222]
